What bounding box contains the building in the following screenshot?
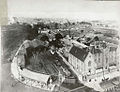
[68,45,96,81]
[79,21,92,28]
[68,41,119,82]
[91,41,119,70]
[91,47,103,70]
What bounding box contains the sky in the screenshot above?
[7,0,120,21]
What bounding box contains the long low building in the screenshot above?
[21,69,50,83]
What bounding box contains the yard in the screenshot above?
[25,49,75,78]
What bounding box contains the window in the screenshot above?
[98,58,100,63]
[81,30,84,33]
[88,61,91,67]
[89,69,91,73]
[105,66,107,69]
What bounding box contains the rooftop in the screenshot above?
[91,47,102,54]
[69,46,89,62]
[72,40,88,48]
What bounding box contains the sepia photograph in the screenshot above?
[0,0,120,92]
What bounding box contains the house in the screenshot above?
[68,45,96,81]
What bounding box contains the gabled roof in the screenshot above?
[91,47,102,54]
[69,46,89,62]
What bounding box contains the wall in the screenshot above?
[84,52,96,75]
[68,53,84,75]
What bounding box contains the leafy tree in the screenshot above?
[55,23,59,29]
[81,30,84,33]
[94,36,99,41]
[46,24,50,29]
[72,22,75,25]
[40,35,49,41]
[37,22,45,30]
[55,33,63,40]
[49,40,64,49]
[24,23,39,40]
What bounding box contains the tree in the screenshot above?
[37,22,45,30]
[94,36,99,41]
[25,24,39,40]
[49,39,64,49]
[55,23,59,29]
[55,33,63,40]
[72,22,75,25]
[81,30,84,33]
[40,35,49,42]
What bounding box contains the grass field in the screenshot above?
[26,51,59,75]
[26,50,74,77]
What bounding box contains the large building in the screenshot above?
[68,41,119,82]
[69,45,96,81]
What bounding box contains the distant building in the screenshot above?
[79,21,92,28]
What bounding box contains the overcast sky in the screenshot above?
[7,0,120,21]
